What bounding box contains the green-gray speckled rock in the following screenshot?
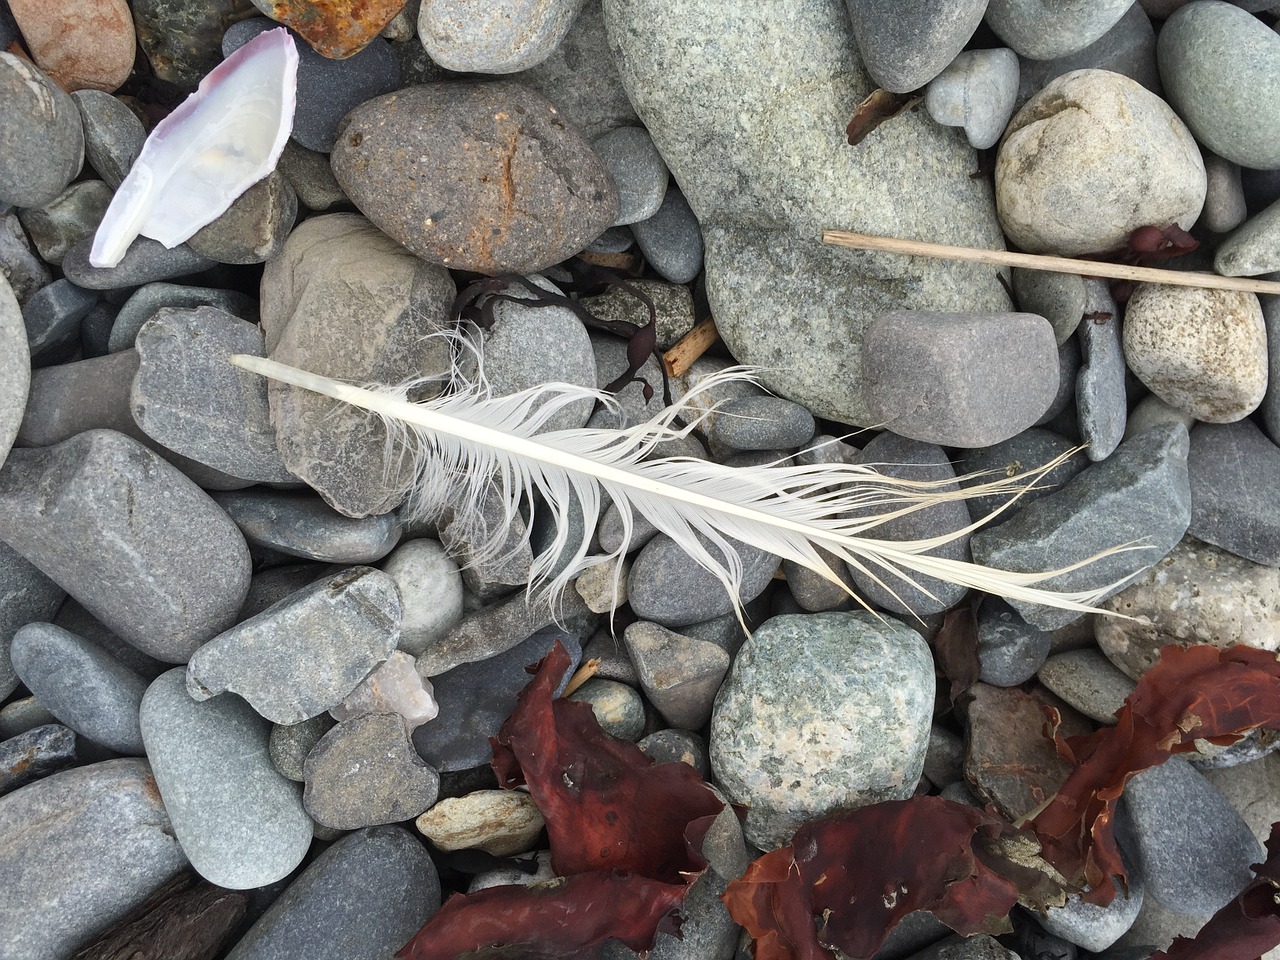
[603,0,1010,425]
[709,612,933,850]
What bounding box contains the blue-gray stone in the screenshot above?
[269,713,335,783]
[0,539,64,701]
[1037,867,1143,952]
[1037,648,1134,725]
[845,0,989,93]
[0,430,252,661]
[1215,194,1280,277]
[0,273,24,476]
[79,301,118,358]
[0,212,52,306]
[970,422,1191,630]
[212,490,403,564]
[1263,296,1280,446]
[958,428,1085,526]
[637,728,711,780]
[0,54,84,208]
[187,171,297,265]
[710,395,816,452]
[1187,419,1280,565]
[109,282,257,353]
[986,0,1137,60]
[976,596,1053,686]
[0,696,58,741]
[624,621,729,730]
[140,669,312,889]
[593,125,669,226]
[223,825,440,960]
[1038,337,1082,428]
[52,598,168,683]
[22,278,98,363]
[627,532,778,628]
[566,677,646,741]
[419,0,588,73]
[10,622,147,755]
[71,89,145,189]
[0,758,188,960]
[630,188,703,285]
[0,723,77,796]
[586,225,635,253]
[925,48,1020,150]
[16,179,112,266]
[1075,281,1126,461]
[62,235,216,291]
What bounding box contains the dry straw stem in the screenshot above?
[823,230,1280,296]
[662,317,720,377]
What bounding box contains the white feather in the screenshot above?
[231,348,1139,622]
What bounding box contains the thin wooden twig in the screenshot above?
[662,317,720,377]
[822,230,1280,296]
[561,658,601,698]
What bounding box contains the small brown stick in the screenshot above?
[561,658,601,697]
[822,230,1280,296]
[662,317,720,377]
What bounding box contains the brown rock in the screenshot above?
[414,790,545,857]
[254,0,406,58]
[331,81,619,274]
[9,0,135,92]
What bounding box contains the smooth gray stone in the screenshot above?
[925,47,1020,150]
[958,429,1085,526]
[0,212,52,305]
[237,564,339,622]
[903,935,1019,960]
[439,489,533,601]
[566,676,646,740]
[1187,419,1280,565]
[627,532,777,629]
[0,523,64,702]
[0,697,57,740]
[1202,152,1248,235]
[1264,296,1280,445]
[224,826,441,960]
[623,621,729,730]
[1075,281,1126,461]
[110,282,257,353]
[71,89,145,189]
[61,236,216,291]
[187,171,297,265]
[132,307,296,484]
[1012,269,1086,344]
[140,669,312,890]
[1038,648,1134,725]
[78,301,117,358]
[1215,196,1280,277]
[187,567,401,726]
[0,723,77,795]
[975,596,1052,686]
[381,539,464,659]
[630,188,703,285]
[594,125,669,226]
[970,422,1191,630]
[637,728,711,779]
[0,274,25,474]
[0,758,188,960]
[0,54,84,207]
[986,0,1137,60]
[23,278,99,363]
[269,713,336,783]
[212,490,403,563]
[1038,872,1144,952]
[601,866,739,960]
[781,546,860,613]
[845,0,989,93]
[0,430,252,661]
[1015,3,1160,107]
[16,180,112,266]
[303,713,439,829]
[581,628,641,686]
[10,622,147,754]
[278,140,347,211]
[1121,758,1261,914]
[586,225,635,253]
[52,597,167,682]
[710,396,815,451]
[420,0,587,71]
[923,725,965,787]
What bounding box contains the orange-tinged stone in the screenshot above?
[263,0,407,59]
[9,0,135,92]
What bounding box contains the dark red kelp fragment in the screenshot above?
[932,604,980,706]
[845,88,922,146]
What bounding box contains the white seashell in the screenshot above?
[89,28,299,268]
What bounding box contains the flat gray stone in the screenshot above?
[419,0,588,72]
[0,758,188,960]
[593,125,669,226]
[212,490,403,564]
[627,531,778,629]
[269,713,335,783]
[277,140,347,211]
[976,596,1052,686]
[0,273,28,474]
[709,396,815,452]
[1187,419,1280,565]
[0,430,252,661]
[71,89,145,189]
[110,282,257,353]
[187,567,401,725]
[0,696,57,740]
[925,47,1020,150]
[1012,269,1086,345]
[140,669,312,889]
[1263,296,1280,446]
[0,213,52,306]
[845,0,989,93]
[0,53,83,207]
[381,538,464,659]
[630,188,703,285]
[0,723,77,796]
[1216,196,1280,277]
[986,0,1137,60]
[23,278,99,363]
[958,428,1085,526]
[1076,280,1126,461]
[1037,648,1135,724]
[16,179,111,266]
[61,235,216,291]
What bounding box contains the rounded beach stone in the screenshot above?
[380,539,464,658]
[709,396,815,452]
[140,669,313,890]
[1188,419,1280,566]
[1157,1,1280,170]
[710,612,933,850]
[925,48,1020,150]
[269,714,335,783]
[0,723,78,795]
[567,677,646,741]
[1122,283,1266,423]
[71,89,144,189]
[0,541,64,702]
[211,490,403,564]
[414,790,545,856]
[0,759,188,960]
[985,0,1138,61]
[187,171,297,265]
[8,0,135,92]
[0,53,85,207]
[16,180,112,266]
[1203,152,1248,235]
[627,533,778,628]
[418,0,589,73]
[110,282,257,354]
[1037,648,1135,724]
[1215,198,1280,277]
[995,70,1205,256]
[331,81,618,274]
[622,620,731,730]
[592,125,669,225]
[0,274,28,473]
[844,0,989,93]
[630,188,703,285]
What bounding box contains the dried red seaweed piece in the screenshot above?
[933,604,980,706]
[1152,821,1280,960]
[1029,644,1280,905]
[845,89,922,146]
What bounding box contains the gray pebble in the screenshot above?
[1012,269,1086,345]
[0,541,65,700]
[1037,648,1135,724]
[276,140,347,212]
[976,596,1053,686]
[71,89,144,189]
[781,546,860,613]
[986,0,1138,60]
[1075,281,1126,461]
[419,0,587,72]
[958,428,1086,527]
[110,282,256,353]
[623,621,730,730]
[0,54,84,207]
[0,430,252,661]
[439,490,533,601]
[1188,419,1280,565]
[23,278,99,364]
[0,274,24,477]
[61,235,216,291]
[187,171,297,265]
[380,539,464,658]
[925,48,1020,150]
[627,532,778,628]
[1038,337,1082,431]
[583,279,695,351]
[631,189,703,284]
[586,225,635,253]
[0,697,58,741]
[1202,152,1248,235]
[0,723,77,796]
[845,0,988,93]
[581,629,640,686]
[10,623,147,755]
[710,395,815,452]
[269,713,336,783]
[52,598,167,683]
[594,126,669,226]
[923,724,965,787]
[16,180,112,266]
[213,490,403,564]
[0,213,52,305]
[567,677,646,741]
[1038,873,1144,953]
[637,728,711,779]
[1216,196,1280,277]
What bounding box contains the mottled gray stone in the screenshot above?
[593,125,669,225]
[0,758,188,960]
[0,541,64,700]
[1039,874,1144,952]
[0,723,76,796]
[958,429,1085,526]
[52,598,167,683]
[438,489,534,601]
[1187,419,1280,565]
[381,539,464,658]
[627,532,778,629]
[1216,197,1280,278]
[630,188,704,285]
[1076,281,1126,461]
[986,0,1137,60]
[132,0,259,90]
[925,48,1020,150]
[586,225,635,254]
[212,491,403,564]
[419,0,588,72]
[269,713,335,783]
[923,724,965,787]
[710,396,815,452]
[904,935,1020,960]
[1203,152,1248,235]
[0,53,84,207]
[110,282,257,353]
[259,214,455,518]
[845,0,989,93]
[602,864,740,960]
[303,713,439,829]
[0,696,57,741]
[71,89,145,189]
[187,171,297,265]
[1264,296,1280,446]
[16,180,112,266]
[10,622,147,754]
[1012,269,1087,345]
[970,423,1192,630]
[566,677,646,741]
[710,612,933,850]
[581,279,695,351]
[277,140,346,211]
[623,621,729,730]
[0,274,28,475]
[224,826,440,960]
[62,235,216,291]
[1038,648,1135,724]
[23,278,99,362]
[187,567,401,725]
[0,213,51,305]
[0,430,252,660]
[1158,1,1280,169]
[638,728,711,779]
[141,669,312,889]
[976,596,1052,686]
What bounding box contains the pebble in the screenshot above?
[259,214,455,518]
[1012,270,1086,345]
[638,728,711,779]
[51,597,167,682]
[1202,153,1248,235]
[110,282,258,353]
[276,141,346,212]
[581,629,641,686]
[586,225,635,254]
[958,429,1085,526]
[439,490,534,601]
[923,724,965,788]
[0,213,52,305]
[0,758,188,960]
[419,0,588,72]
[986,0,1139,61]
[9,622,147,754]
[61,235,216,291]
[415,790,545,856]
[0,275,29,474]
[0,540,65,700]
[223,19,401,153]
[0,697,58,741]
[331,651,438,729]
[845,0,988,93]
[187,567,401,725]
[132,307,297,483]
[0,724,77,796]
[223,826,440,960]
[1124,284,1265,423]
[16,180,111,266]
[996,70,1204,257]
[1037,648,1136,724]
[603,861,741,960]
[1076,281,1127,460]
[710,396,815,452]
[0,54,84,208]
[379,539,464,659]
[862,310,1058,448]
[303,713,439,829]
[925,48,1020,150]
[593,126,669,226]
[1120,757,1261,915]
[710,612,933,850]
[1187,420,1280,565]
[1201,752,1280,849]
[970,422,1192,631]
[131,0,250,90]
[23,277,99,364]
[213,490,405,564]
[78,301,117,358]
[7,0,135,92]
[269,713,334,783]
[187,171,297,265]
[574,555,631,613]
[1124,393,1196,444]
[581,278,695,350]
[1157,0,1280,169]
[627,532,778,628]
[976,597,1053,686]
[413,627,581,772]
[906,935,1021,960]
[567,677,647,741]
[629,188,704,285]
[333,81,618,274]
[71,89,144,189]
[1038,870,1145,955]
[1217,197,1280,283]
[622,621,730,730]
[0,430,252,661]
